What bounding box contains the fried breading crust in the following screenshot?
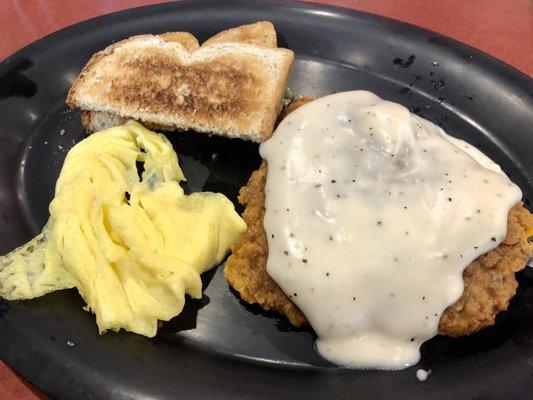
[224,162,532,335]
[226,92,533,335]
[438,205,533,335]
[278,97,316,122]
[224,162,308,327]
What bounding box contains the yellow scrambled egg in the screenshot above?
[0,121,246,337]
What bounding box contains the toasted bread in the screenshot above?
[67,22,293,142]
[203,21,277,48]
[80,110,174,133]
[158,32,200,51]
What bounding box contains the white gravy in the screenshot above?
[259,91,521,369]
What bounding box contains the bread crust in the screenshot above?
[203,21,277,48]
[158,32,200,52]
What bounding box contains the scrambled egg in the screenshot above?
[0,121,246,337]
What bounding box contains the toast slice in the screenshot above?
[67,22,293,142]
[203,21,277,48]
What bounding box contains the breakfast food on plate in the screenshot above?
[66,21,294,142]
[226,164,532,333]
[202,21,277,48]
[3,16,531,370]
[0,121,246,337]
[225,91,533,368]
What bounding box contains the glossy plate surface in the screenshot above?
[0,1,531,398]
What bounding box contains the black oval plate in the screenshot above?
[0,1,532,399]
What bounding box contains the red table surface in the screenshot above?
[0,1,531,399]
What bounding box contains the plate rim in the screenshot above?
[0,1,531,399]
